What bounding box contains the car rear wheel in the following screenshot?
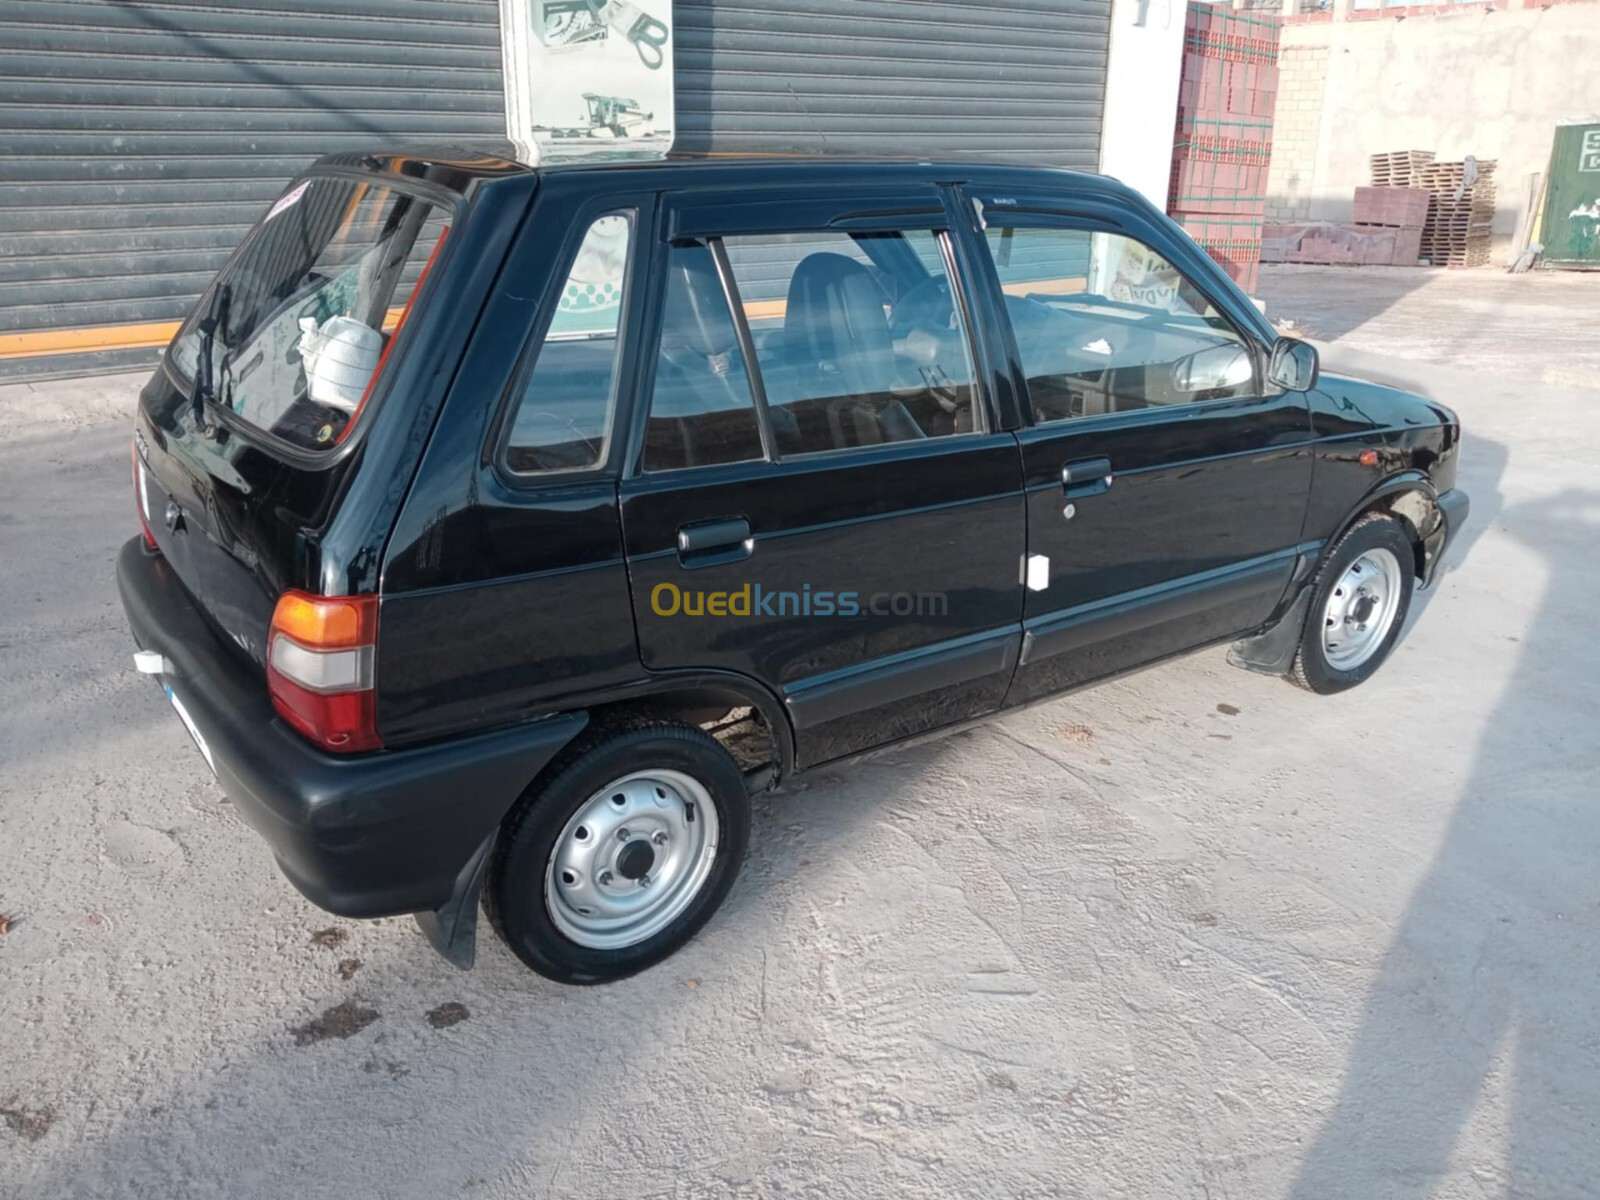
[1290,513,1416,695]
[485,716,750,984]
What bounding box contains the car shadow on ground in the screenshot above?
[13,740,937,1198]
[1292,466,1600,1192]
[1256,264,1442,343]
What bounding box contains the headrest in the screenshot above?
[782,252,896,398]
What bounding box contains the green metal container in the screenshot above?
[1540,119,1600,269]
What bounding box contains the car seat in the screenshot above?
[779,253,926,450]
[648,243,795,468]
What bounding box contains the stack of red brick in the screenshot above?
[1167,4,1281,293]
[1262,186,1428,266]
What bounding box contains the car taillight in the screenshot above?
[132,441,157,550]
[267,591,382,753]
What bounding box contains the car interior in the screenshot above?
[505,222,1259,476]
[985,225,1255,420]
[642,231,981,470]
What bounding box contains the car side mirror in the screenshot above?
[1173,343,1254,394]
[1267,336,1319,392]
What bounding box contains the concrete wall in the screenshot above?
[1265,1,1600,260]
[1099,0,1188,209]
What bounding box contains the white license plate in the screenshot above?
[164,684,217,776]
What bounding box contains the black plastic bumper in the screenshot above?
[1425,487,1470,584]
[116,538,586,920]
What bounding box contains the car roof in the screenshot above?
[312,146,1139,206]
[541,152,1135,200]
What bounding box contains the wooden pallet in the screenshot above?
[1399,157,1498,268]
[1369,150,1435,188]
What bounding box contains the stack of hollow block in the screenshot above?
[1261,185,1427,266]
[1167,4,1281,293]
[1351,185,1428,266]
[1261,154,1474,268]
[1261,221,1417,266]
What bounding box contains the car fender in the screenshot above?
[1230,471,1441,677]
[416,668,793,968]
[1326,469,1441,577]
[563,666,797,786]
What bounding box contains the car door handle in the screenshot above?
[676,516,753,567]
[1061,457,1114,501]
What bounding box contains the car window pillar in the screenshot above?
[706,236,779,462]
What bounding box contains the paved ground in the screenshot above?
[1,265,1596,1198]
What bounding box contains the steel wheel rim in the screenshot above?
[1321,548,1404,670]
[544,769,720,951]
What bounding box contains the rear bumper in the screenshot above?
[116,538,585,919]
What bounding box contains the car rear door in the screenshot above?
[133,169,469,670]
[619,184,1027,768]
[957,189,1315,706]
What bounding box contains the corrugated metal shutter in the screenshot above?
[674,0,1110,168]
[0,0,509,382]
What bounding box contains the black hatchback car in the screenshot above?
[118,149,1467,982]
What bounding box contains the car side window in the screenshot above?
[983,225,1255,423]
[722,229,981,454]
[504,212,632,474]
[643,240,766,472]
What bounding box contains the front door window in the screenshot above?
[985,225,1255,421]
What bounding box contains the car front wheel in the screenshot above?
[1290,513,1416,695]
[486,716,750,984]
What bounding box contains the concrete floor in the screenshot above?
[1,265,1596,1198]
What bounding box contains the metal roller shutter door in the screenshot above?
[674,0,1110,168]
[0,0,509,382]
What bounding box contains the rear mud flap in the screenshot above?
[414,831,497,969]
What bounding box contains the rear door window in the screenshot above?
[169,176,449,452]
[722,230,981,453]
[641,225,982,470]
[642,239,765,472]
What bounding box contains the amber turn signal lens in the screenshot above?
[269,591,377,650]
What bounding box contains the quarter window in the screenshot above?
[504,212,632,473]
[984,226,1255,423]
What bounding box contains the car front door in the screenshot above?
[619,186,1026,767]
[959,192,1315,706]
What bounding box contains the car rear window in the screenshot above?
[168,176,450,452]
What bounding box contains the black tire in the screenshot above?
[1290,512,1417,695]
[485,715,750,984]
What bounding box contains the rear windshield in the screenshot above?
[169,176,450,452]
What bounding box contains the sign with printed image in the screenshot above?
[1096,235,1185,312]
[1579,129,1600,173]
[506,0,674,163]
[546,214,631,338]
